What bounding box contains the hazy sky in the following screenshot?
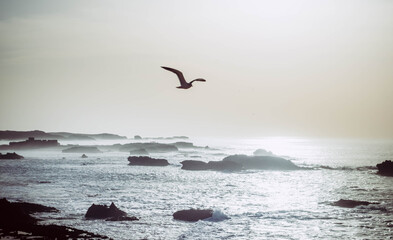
[1,0,392,138]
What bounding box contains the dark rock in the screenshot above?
[376,160,393,176]
[128,156,169,166]
[173,209,213,222]
[223,154,299,170]
[0,152,24,160]
[85,202,126,219]
[120,142,178,153]
[0,198,108,239]
[129,148,149,155]
[332,199,374,208]
[13,201,59,214]
[81,154,88,158]
[62,146,102,153]
[134,135,142,140]
[207,160,242,171]
[181,160,209,170]
[0,198,37,228]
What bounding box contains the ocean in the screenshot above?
[1,137,392,239]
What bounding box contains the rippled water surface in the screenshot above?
[1,137,393,239]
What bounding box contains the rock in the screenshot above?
[0,152,24,160]
[129,148,149,155]
[85,202,126,219]
[134,135,142,140]
[332,199,374,208]
[0,198,37,228]
[376,160,393,176]
[62,146,102,153]
[128,156,169,166]
[12,201,59,214]
[173,209,213,222]
[253,148,274,156]
[81,154,88,158]
[207,160,242,171]
[181,160,209,170]
[0,198,109,239]
[223,154,299,170]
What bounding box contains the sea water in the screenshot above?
[0,137,392,239]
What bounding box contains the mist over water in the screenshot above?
[1,137,392,239]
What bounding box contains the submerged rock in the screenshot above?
[376,160,393,177]
[81,154,88,158]
[223,154,299,170]
[128,156,169,166]
[173,209,213,222]
[332,199,374,208]
[0,152,24,160]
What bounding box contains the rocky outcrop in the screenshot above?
[128,156,169,166]
[134,135,142,140]
[85,202,138,221]
[62,146,102,153]
[0,198,105,239]
[332,199,375,208]
[173,209,213,222]
[0,152,24,160]
[223,154,299,170]
[376,160,393,176]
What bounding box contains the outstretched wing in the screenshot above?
[189,78,206,84]
[161,66,188,87]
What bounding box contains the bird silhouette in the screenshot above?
[161,66,206,89]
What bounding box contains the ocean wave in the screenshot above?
[204,210,230,222]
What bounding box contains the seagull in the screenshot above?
[161,66,206,89]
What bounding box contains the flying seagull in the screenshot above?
[161,66,206,89]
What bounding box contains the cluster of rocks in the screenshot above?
[85,202,138,221]
[0,152,24,160]
[0,198,108,239]
[127,154,300,172]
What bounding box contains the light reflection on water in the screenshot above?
[0,137,392,239]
